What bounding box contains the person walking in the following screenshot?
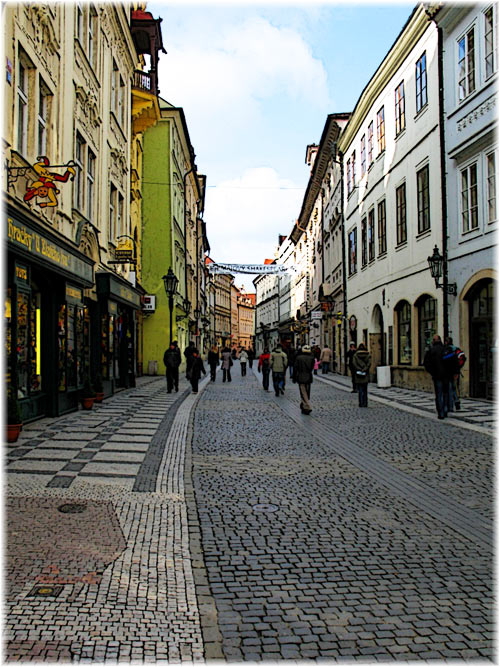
[293,345,315,414]
[258,348,271,391]
[424,334,455,419]
[207,345,219,382]
[184,341,196,380]
[320,344,332,374]
[347,342,357,392]
[189,349,206,393]
[163,340,181,393]
[444,336,462,411]
[313,345,321,374]
[287,345,296,379]
[239,348,248,376]
[352,343,371,407]
[220,347,233,383]
[248,347,255,369]
[270,344,288,396]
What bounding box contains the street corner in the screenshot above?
[6,496,126,600]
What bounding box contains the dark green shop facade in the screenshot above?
[6,205,143,423]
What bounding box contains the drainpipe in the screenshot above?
[436,23,450,340]
[183,166,194,325]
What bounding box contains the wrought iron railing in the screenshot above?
[133,70,153,93]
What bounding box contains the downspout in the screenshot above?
[436,22,450,339]
[183,166,194,323]
[339,148,348,376]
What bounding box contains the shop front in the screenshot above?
[6,207,94,422]
[96,272,143,396]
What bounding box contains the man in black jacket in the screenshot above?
[189,349,206,394]
[293,345,315,414]
[163,340,181,393]
[184,341,196,379]
[424,334,457,419]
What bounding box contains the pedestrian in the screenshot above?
[270,344,288,396]
[220,346,233,383]
[258,347,271,391]
[184,341,196,380]
[189,349,206,393]
[352,342,371,407]
[347,342,357,392]
[207,345,219,382]
[287,345,296,379]
[320,344,332,374]
[424,334,456,419]
[313,345,321,374]
[163,340,181,393]
[239,348,248,376]
[248,347,255,369]
[292,344,315,414]
[231,347,237,360]
[444,336,464,411]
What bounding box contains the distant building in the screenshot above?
[237,291,256,350]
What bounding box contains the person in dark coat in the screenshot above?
[163,340,181,393]
[424,334,457,419]
[207,345,219,382]
[292,345,315,414]
[287,346,296,379]
[247,347,255,369]
[189,349,206,393]
[352,343,371,407]
[257,348,271,391]
[184,341,196,379]
[220,347,233,382]
[346,342,357,392]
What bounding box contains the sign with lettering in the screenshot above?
[208,262,298,275]
[14,262,29,286]
[7,216,93,284]
[65,284,83,303]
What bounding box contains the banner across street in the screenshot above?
[207,262,298,275]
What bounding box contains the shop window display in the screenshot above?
[58,304,67,391]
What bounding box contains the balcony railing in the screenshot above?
[133,70,153,93]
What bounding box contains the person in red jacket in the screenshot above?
[257,348,271,391]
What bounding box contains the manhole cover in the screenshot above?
[252,503,279,513]
[27,584,64,598]
[57,503,87,514]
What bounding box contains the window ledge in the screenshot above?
[377,251,387,259]
[415,103,428,121]
[377,150,386,161]
[416,228,431,240]
[395,128,406,141]
[395,241,408,251]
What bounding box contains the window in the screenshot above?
[74,133,85,211]
[417,165,430,233]
[361,217,367,267]
[111,60,118,117]
[37,79,49,156]
[486,151,497,223]
[377,106,385,153]
[360,135,366,178]
[368,121,374,166]
[461,163,478,232]
[458,27,476,100]
[76,1,83,43]
[396,183,407,245]
[368,208,375,261]
[348,228,357,275]
[87,149,95,221]
[377,199,387,255]
[17,60,28,155]
[109,184,117,242]
[118,75,125,126]
[396,301,412,364]
[416,52,427,112]
[485,6,496,78]
[88,6,97,70]
[117,192,124,238]
[418,296,437,365]
[395,81,405,135]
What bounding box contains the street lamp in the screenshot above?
[194,307,202,320]
[427,245,457,295]
[182,297,191,316]
[162,268,179,344]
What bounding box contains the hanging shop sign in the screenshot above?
[22,157,76,209]
[310,310,323,320]
[109,236,136,265]
[208,262,298,275]
[7,215,93,284]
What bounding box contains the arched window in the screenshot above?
[396,300,412,364]
[416,295,437,365]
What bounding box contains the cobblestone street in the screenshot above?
[5,370,494,662]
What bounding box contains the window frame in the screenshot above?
[460,161,479,233]
[418,296,437,365]
[415,52,428,113]
[484,5,496,79]
[368,208,375,261]
[37,77,49,157]
[486,150,497,224]
[87,148,96,222]
[396,182,407,245]
[377,106,385,154]
[417,164,430,234]
[396,301,412,365]
[360,134,366,178]
[109,184,117,243]
[377,199,387,255]
[361,216,367,267]
[17,59,29,156]
[368,121,374,166]
[74,133,85,212]
[348,228,357,276]
[458,25,476,101]
[395,81,406,135]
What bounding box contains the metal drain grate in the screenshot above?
[27,584,64,598]
[252,503,279,513]
[57,503,87,514]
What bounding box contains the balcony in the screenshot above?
[133,70,153,93]
[131,70,160,134]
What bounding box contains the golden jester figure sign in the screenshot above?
[23,156,76,208]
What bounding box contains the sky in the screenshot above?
[148,1,415,290]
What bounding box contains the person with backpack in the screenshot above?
[270,344,288,396]
[424,334,457,419]
[258,348,271,391]
[445,336,466,411]
[352,343,371,407]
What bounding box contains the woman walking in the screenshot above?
[258,348,271,391]
[352,343,371,407]
[189,349,206,394]
[208,345,219,382]
[220,347,233,383]
[239,348,248,376]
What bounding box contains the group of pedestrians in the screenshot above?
[424,335,464,419]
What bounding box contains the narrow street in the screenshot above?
[5,370,494,662]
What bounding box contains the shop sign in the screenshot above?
[66,284,83,304]
[7,216,93,284]
[109,237,136,264]
[108,300,118,315]
[108,277,141,308]
[14,262,30,287]
[310,310,323,320]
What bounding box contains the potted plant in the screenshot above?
[93,373,104,403]
[81,376,96,410]
[7,396,22,443]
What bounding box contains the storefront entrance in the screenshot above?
[468,279,495,400]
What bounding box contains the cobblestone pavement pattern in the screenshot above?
[191,369,494,661]
[5,368,494,662]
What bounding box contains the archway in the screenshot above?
[465,278,495,399]
[369,304,385,368]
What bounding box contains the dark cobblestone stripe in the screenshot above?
[132,387,191,492]
[275,393,493,551]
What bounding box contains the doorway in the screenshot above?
[468,279,494,399]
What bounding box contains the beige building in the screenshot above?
[237,292,256,350]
